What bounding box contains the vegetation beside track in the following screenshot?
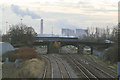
[2,47,44,78]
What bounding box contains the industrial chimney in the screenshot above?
[41,19,43,34]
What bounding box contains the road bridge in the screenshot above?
[34,37,114,54]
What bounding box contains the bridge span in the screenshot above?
[34,37,114,54]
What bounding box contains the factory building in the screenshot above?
[75,29,88,39]
[62,28,75,36]
[61,28,88,39]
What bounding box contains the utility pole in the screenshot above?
[52,26,53,37]
[9,24,11,30]
[6,21,8,34]
[20,18,23,24]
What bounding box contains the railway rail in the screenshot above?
[42,55,53,79]
[75,54,117,78]
[53,56,71,79]
[88,55,117,73]
[41,55,77,79]
[38,53,117,80]
[63,54,98,80]
[69,54,117,79]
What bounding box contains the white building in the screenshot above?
[62,28,75,36]
[61,28,88,39]
[76,29,88,39]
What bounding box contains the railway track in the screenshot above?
[71,54,117,79]
[62,46,117,79]
[75,54,117,78]
[39,53,116,80]
[62,54,98,80]
[42,55,75,79]
[42,55,53,79]
[41,54,79,79]
[88,55,117,73]
[53,56,71,79]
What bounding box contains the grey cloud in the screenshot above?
[42,11,116,30]
[55,19,80,29]
[47,19,86,30]
[73,1,95,9]
[11,4,40,19]
[90,9,117,12]
[76,1,117,13]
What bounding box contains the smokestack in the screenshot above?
[41,19,43,34]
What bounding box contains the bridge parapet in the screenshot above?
[35,37,78,42]
[34,37,115,54]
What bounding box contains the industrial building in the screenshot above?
[62,28,75,36]
[61,28,88,39]
[75,29,88,39]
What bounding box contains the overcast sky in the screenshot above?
[0,0,119,35]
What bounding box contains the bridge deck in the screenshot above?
[35,37,114,46]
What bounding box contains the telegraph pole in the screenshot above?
[6,21,8,34]
[20,18,23,24]
[52,26,53,37]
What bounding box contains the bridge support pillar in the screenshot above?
[90,46,93,55]
[77,45,84,54]
[47,41,60,54]
[47,44,50,54]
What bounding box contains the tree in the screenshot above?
[110,25,118,42]
[104,45,118,63]
[8,24,37,46]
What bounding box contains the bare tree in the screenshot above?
[8,24,37,46]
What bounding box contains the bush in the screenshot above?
[17,47,38,59]
[2,47,38,62]
[104,45,118,63]
[17,58,44,78]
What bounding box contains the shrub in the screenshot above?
[17,58,44,78]
[2,47,39,62]
[17,47,38,59]
[104,45,118,63]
